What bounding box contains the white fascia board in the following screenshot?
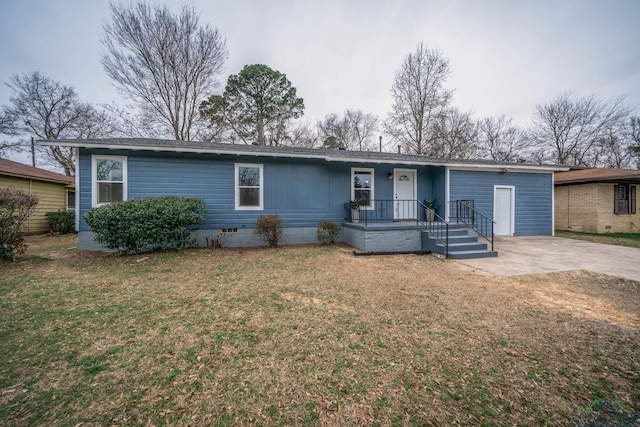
[39,140,569,171]
[447,164,569,173]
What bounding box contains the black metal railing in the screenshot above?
[448,200,494,250]
[344,199,424,225]
[418,200,450,258]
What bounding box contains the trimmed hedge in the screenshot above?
[45,210,75,234]
[254,214,282,247]
[317,221,342,244]
[83,196,206,255]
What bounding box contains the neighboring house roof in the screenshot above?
[39,138,568,172]
[555,168,640,185]
[0,158,74,185]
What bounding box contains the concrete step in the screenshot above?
[442,235,479,244]
[442,241,488,252]
[447,249,498,259]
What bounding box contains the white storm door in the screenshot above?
[394,169,417,220]
[494,186,514,236]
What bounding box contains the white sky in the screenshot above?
[1,0,639,141]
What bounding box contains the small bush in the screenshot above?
[254,214,282,247]
[317,221,342,244]
[45,210,75,234]
[83,196,206,255]
[0,187,38,261]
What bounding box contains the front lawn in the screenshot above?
[1,235,639,425]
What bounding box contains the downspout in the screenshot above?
[445,167,450,222]
[75,147,80,232]
[551,173,555,236]
[28,178,32,233]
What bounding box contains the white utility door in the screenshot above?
[394,169,417,220]
[494,186,514,236]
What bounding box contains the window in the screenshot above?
[351,168,374,209]
[614,184,636,215]
[92,156,127,207]
[235,163,263,210]
[66,190,76,211]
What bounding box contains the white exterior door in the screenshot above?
[494,186,514,236]
[394,169,417,220]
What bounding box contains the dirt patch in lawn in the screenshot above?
[0,235,638,426]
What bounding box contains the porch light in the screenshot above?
[387,173,393,181]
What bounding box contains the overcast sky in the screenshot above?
[1,0,639,144]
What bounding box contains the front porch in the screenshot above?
[342,200,498,259]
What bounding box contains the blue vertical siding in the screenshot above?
[79,149,441,231]
[80,149,555,236]
[449,169,553,236]
[428,166,446,217]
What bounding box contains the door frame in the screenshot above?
[393,168,417,220]
[493,185,515,236]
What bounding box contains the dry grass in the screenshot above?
[1,234,639,426]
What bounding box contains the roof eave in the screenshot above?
[39,140,567,171]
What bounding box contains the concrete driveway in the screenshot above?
[457,236,640,281]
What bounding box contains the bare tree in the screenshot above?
[317,109,378,150]
[345,110,378,151]
[282,121,319,148]
[529,92,631,166]
[318,113,351,149]
[0,113,23,156]
[428,108,479,159]
[384,42,453,155]
[629,117,640,161]
[478,116,528,162]
[102,2,228,141]
[1,72,110,174]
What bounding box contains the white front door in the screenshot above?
[494,186,514,236]
[394,169,417,220]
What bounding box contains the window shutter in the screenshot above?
[614,184,620,214]
[631,185,637,215]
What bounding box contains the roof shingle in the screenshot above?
[0,158,74,184]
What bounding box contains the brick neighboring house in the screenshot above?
[554,168,640,234]
[0,158,75,233]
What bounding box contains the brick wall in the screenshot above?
[555,183,640,233]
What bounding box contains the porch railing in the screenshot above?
[344,199,425,225]
[418,200,450,258]
[448,200,495,251]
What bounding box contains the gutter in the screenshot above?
[39,140,568,173]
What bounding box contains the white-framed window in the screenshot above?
[92,155,127,207]
[351,167,374,209]
[235,163,263,210]
[66,190,76,212]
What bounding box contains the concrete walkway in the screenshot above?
[456,236,640,282]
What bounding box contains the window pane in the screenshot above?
[355,189,371,206]
[67,191,76,210]
[97,159,123,181]
[239,167,260,187]
[239,188,260,206]
[98,183,123,204]
[354,171,371,189]
[619,186,627,200]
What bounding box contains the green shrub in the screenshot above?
[45,210,75,234]
[254,214,282,247]
[317,221,342,244]
[83,196,206,255]
[0,187,38,261]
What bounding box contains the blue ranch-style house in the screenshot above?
[41,138,568,259]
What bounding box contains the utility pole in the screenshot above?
[31,137,36,167]
[379,136,382,152]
